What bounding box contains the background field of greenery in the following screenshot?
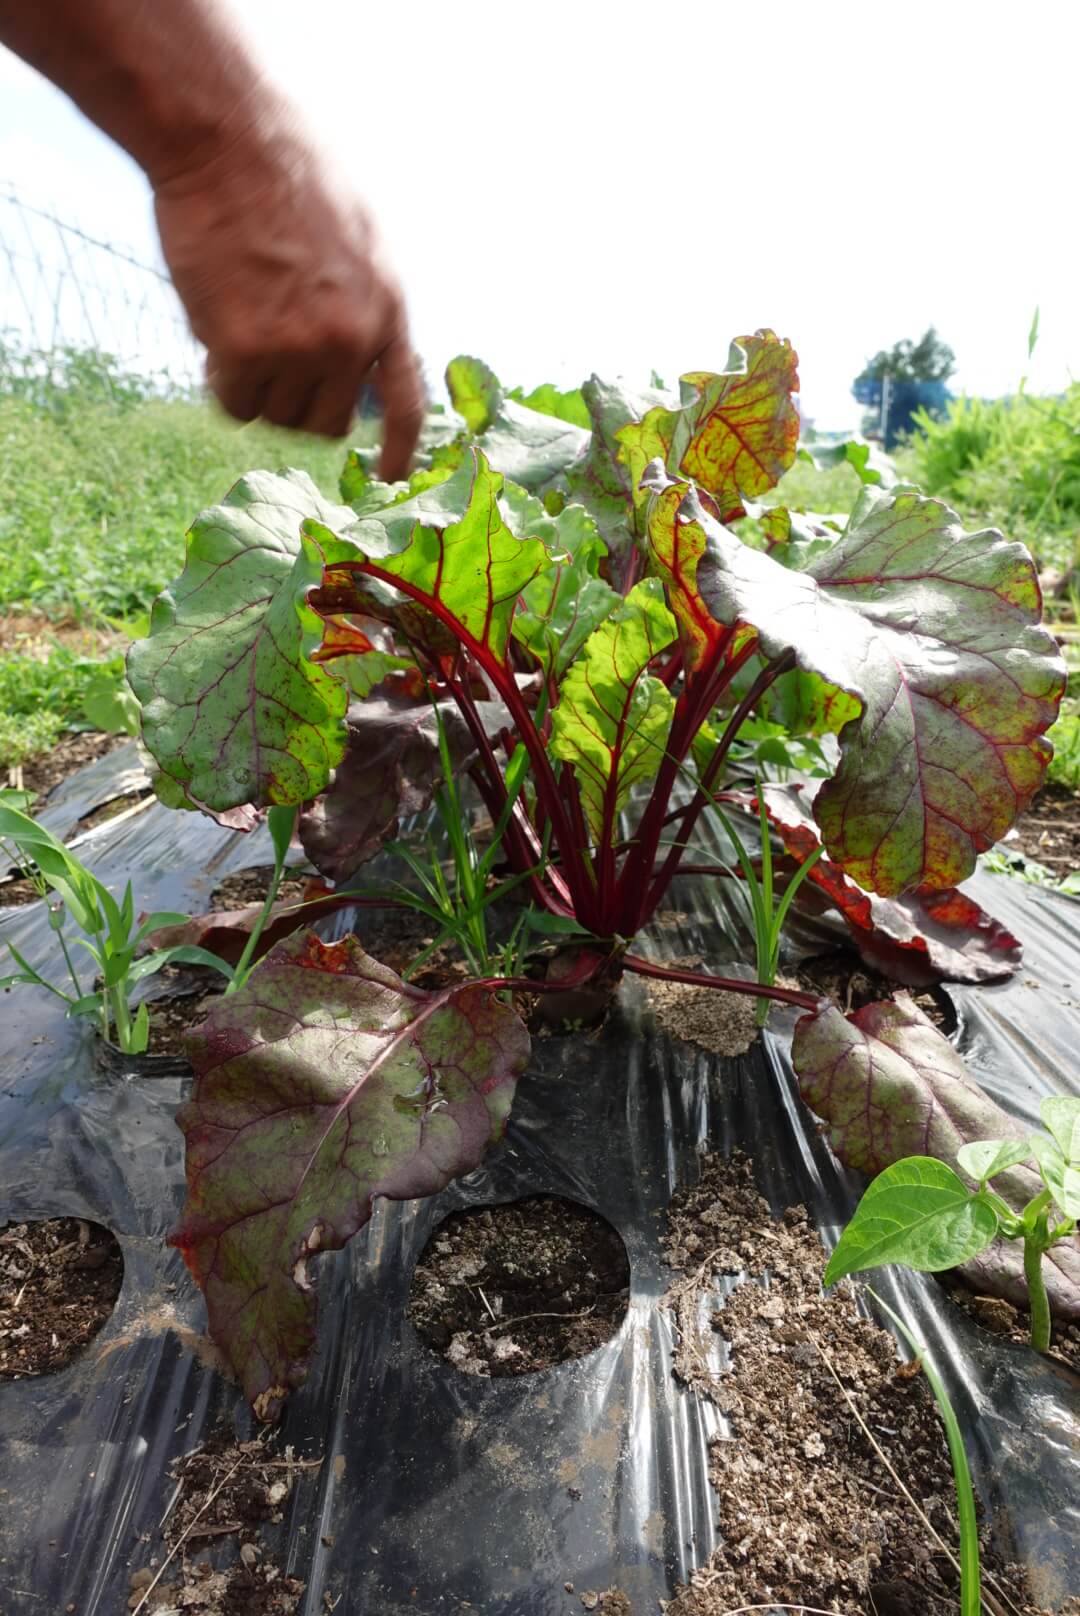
[1,344,1077,793]
[0,344,353,768]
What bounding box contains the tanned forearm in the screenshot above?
[0,0,424,458]
[0,0,277,184]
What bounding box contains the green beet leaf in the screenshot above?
[506,381,591,430]
[956,1138,1033,1184]
[128,470,361,813]
[446,354,502,434]
[799,436,897,489]
[1041,1096,1080,1166]
[549,579,677,841]
[670,473,1065,895]
[619,331,800,521]
[823,1157,999,1285]
[171,930,530,1419]
[474,397,591,491]
[311,449,551,669]
[503,483,619,677]
[563,375,671,566]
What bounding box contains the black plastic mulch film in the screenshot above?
[0,744,1078,1614]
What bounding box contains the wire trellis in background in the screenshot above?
[0,183,204,393]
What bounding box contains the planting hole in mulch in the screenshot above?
[408,1196,631,1375]
[139,973,226,1060]
[0,1217,123,1377]
[643,955,761,1057]
[75,787,153,832]
[210,866,313,913]
[797,946,956,1034]
[662,1153,1059,1616]
[127,1428,322,1615]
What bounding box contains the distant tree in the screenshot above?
[859,327,956,384]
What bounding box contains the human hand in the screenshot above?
[153,103,423,476]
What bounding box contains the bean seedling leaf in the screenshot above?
[956,1138,1033,1184]
[1030,1135,1080,1220]
[823,1157,999,1285]
[792,996,1080,1317]
[1040,1096,1080,1165]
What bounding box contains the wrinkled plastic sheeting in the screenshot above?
[0,749,1077,1614]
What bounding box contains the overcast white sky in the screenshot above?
[2,0,1078,429]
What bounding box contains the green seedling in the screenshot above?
[0,802,233,1052]
[865,1289,981,1616]
[825,1097,1080,1352]
[711,790,825,1025]
[224,804,299,995]
[380,702,542,985]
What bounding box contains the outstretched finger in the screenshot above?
[375,335,425,482]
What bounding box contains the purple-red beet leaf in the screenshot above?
[171,931,530,1419]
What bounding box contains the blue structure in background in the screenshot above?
[852,374,951,449]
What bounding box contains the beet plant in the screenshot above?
[128,331,1068,1416]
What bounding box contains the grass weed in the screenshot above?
[897,385,1080,575]
[0,391,351,624]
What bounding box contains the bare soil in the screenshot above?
[661,1153,1057,1616]
[17,727,129,803]
[210,867,313,913]
[408,1196,631,1375]
[643,955,761,1057]
[0,869,43,906]
[141,970,227,1059]
[126,1429,322,1614]
[0,1217,123,1377]
[0,613,123,660]
[77,787,153,831]
[1005,781,1080,877]
[797,946,955,1032]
